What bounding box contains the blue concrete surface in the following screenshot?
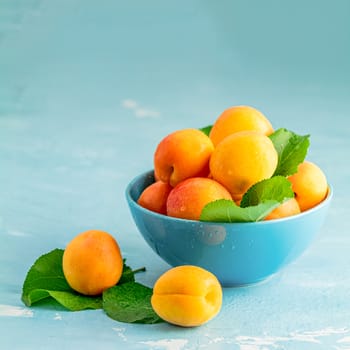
[1,1,349,349]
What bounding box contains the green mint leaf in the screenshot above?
[118,259,136,284]
[21,248,102,310]
[200,199,280,223]
[46,291,102,310]
[200,177,294,222]
[119,260,146,284]
[23,289,103,311]
[269,128,310,176]
[22,249,148,312]
[240,176,294,207]
[199,125,212,136]
[103,282,163,324]
[21,249,71,306]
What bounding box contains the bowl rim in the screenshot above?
[125,169,333,226]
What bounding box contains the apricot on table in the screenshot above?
[210,131,278,198]
[166,177,232,220]
[154,128,214,187]
[209,105,274,146]
[287,161,328,211]
[151,265,222,327]
[138,180,173,215]
[62,230,123,296]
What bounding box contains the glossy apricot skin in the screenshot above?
[265,197,301,220]
[166,177,233,220]
[151,265,223,327]
[209,131,278,198]
[138,181,173,215]
[288,161,328,212]
[62,230,123,296]
[209,105,274,146]
[154,128,214,187]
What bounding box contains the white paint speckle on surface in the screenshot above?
[338,336,350,343]
[122,99,138,109]
[139,339,188,350]
[7,229,31,237]
[0,304,33,317]
[53,313,62,321]
[112,327,128,342]
[235,335,288,350]
[199,328,350,349]
[121,99,160,119]
[233,328,350,349]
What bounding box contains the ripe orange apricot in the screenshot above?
[154,128,214,187]
[166,177,232,220]
[138,181,173,215]
[209,105,274,146]
[209,131,278,198]
[287,161,328,212]
[62,230,123,296]
[151,265,222,327]
[264,197,301,220]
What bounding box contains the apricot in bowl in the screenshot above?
[126,170,332,287]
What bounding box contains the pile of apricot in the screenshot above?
[138,105,328,221]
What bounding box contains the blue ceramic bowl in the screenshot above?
[125,170,333,287]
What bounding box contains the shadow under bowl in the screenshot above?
[125,170,333,287]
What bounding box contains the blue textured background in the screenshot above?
[1,1,349,349]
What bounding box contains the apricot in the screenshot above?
[166,177,232,220]
[138,180,173,215]
[264,197,301,220]
[209,131,278,198]
[151,265,222,327]
[62,230,123,296]
[154,128,214,187]
[209,105,274,146]
[287,161,328,211]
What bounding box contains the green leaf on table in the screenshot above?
[21,248,102,310]
[103,282,163,324]
[240,176,294,207]
[199,125,212,136]
[200,199,280,222]
[118,260,146,284]
[269,128,310,176]
[118,259,136,285]
[45,290,102,310]
[21,249,144,311]
[22,249,71,306]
